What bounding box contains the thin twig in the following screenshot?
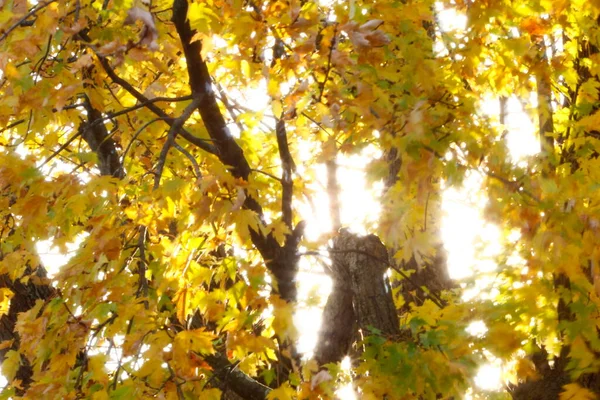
[122,117,167,162]
[91,50,217,155]
[137,225,149,309]
[0,119,25,136]
[301,112,331,135]
[102,95,194,121]
[250,168,281,182]
[174,142,202,179]
[33,34,53,79]
[38,129,82,169]
[154,96,203,189]
[275,119,296,228]
[0,1,57,43]
[216,83,245,134]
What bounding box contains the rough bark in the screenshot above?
[80,94,125,178]
[508,346,570,400]
[0,266,55,393]
[204,352,272,400]
[396,251,452,311]
[171,2,305,393]
[314,230,399,365]
[314,281,355,365]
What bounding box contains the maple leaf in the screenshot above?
[1,351,20,382]
[0,288,13,318]
[560,383,597,400]
[267,382,296,400]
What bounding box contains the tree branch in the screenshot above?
[170,0,301,304]
[170,1,251,181]
[154,96,203,189]
[204,353,271,400]
[174,142,202,179]
[275,119,295,228]
[326,157,341,232]
[170,0,303,385]
[0,1,57,43]
[80,93,125,178]
[94,53,218,156]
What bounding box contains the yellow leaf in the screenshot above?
[267,382,295,400]
[174,328,216,356]
[235,209,262,241]
[136,359,163,378]
[577,110,600,132]
[560,383,597,400]
[71,53,94,71]
[91,390,109,400]
[271,297,296,339]
[570,336,595,370]
[88,354,109,384]
[268,79,280,99]
[268,220,291,245]
[0,340,13,351]
[272,100,283,118]
[188,2,219,34]
[2,350,21,382]
[0,288,13,317]
[199,388,222,400]
[241,59,251,78]
[487,322,522,357]
[3,63,20,79]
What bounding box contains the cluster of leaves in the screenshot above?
[2,0,600,399]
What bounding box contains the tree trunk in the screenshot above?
[314,230,399,365]
[0,265,55,394]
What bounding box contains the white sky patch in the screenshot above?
[336,382,358,400]
[474,361,504,391]
[295,257,332,356]
[35,233,89,278]
[466,320,488,338]
[504,96,540,160]
[435,3,468,32]
[297,145,383,241]
[443,92,539,280]
[442,173,495,279]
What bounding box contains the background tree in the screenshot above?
[1,0,600,399]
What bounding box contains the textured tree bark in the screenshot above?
[0,265,55,393]
[313,281,355,365]
[80,93,125,179]
[314,230,399,365]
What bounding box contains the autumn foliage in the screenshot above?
[1,0,600,399]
